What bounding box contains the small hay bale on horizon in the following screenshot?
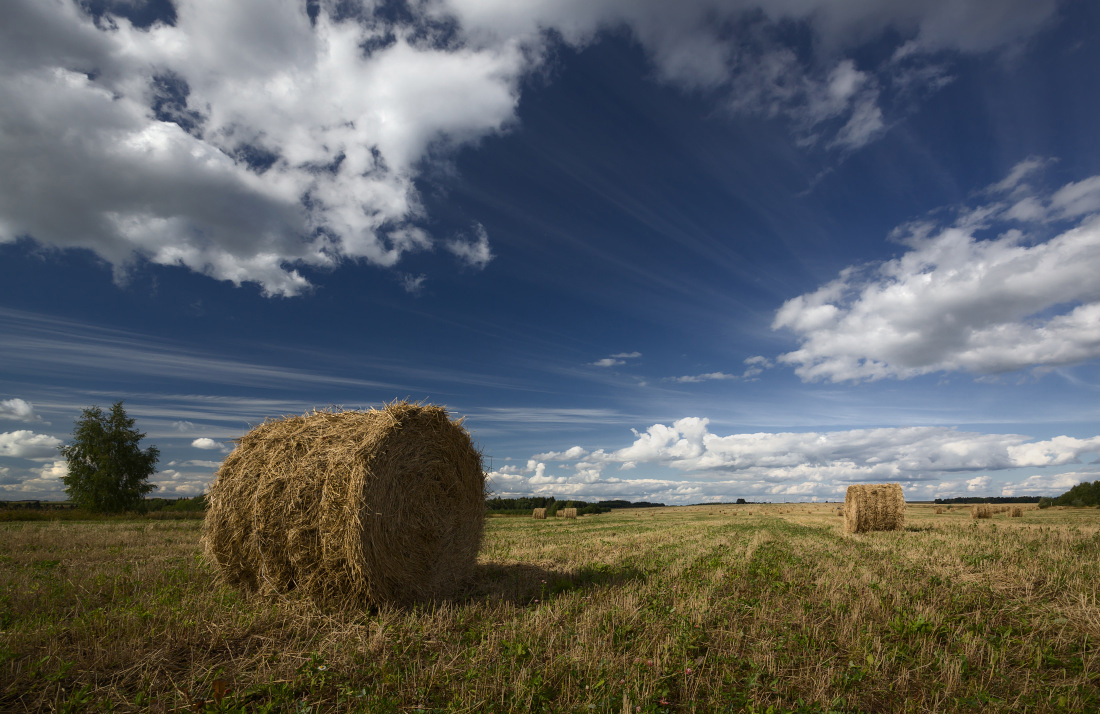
[562,507,578,519]
[1009,506,1023,517]
[934,506,945,514]
[202,401,485,607]
[971,504,994,519]
[844,484,905,533]
[532,508,547,519]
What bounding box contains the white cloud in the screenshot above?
[668,372,738,384]
[151,468,210,497]
[171,420,196,432]
[485,416,1100,504]
[2,0,1062,296]
[0,398,39,422]
[0,0,523,296]
[774,166,1100,382]
[0,430,63,459]
[400,272,427,295]
[1051,177,1100,219]
[533,446,589,461]
[1001,471,1097,497]
[437,0,1058,150]
[191,437,229,452]
[446,224,494,270]
[966,475,991,492]
[0,460,69,497]
[591,351,641,368]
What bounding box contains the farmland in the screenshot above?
[1,504,1098,712]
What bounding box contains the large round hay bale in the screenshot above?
[532,508,547,519]
[844,483,905,533]
[202,402,484,607]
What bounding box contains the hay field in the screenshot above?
[1,504,1098,712]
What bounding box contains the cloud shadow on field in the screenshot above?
[455,561,647,606]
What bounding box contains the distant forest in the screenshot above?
[935,479,1100,508]
[485,497,665,515]
[934,496,1043,504]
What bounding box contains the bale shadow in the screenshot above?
[454,561,647,606]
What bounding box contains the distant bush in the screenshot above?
[1054,480,1100,507]
[1038,498,1053,509]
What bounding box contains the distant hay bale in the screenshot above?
[562,507,578,519]
[532,508,547,519]
[202,402,485,607]
[844,484,905,533]
[1009,506,1023,518]
[971,504,993,519]
[934,506,945,514]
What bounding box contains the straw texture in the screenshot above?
[843,483,905,533]
[971,504,993,519]
[202,402,485,607]
[532,508,546,519]
[562,508,578,519]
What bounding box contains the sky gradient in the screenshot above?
[2,0,1099,504]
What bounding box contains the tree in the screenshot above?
[59,401,159,513]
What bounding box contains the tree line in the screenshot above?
[485,496,666,515]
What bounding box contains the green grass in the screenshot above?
[1,505,1097,712]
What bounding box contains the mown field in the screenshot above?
[1,504,1098,712]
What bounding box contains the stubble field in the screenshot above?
[1,504,1098,712]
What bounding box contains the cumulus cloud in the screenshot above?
[446,224,494,269]
[152,468,210,497]
[774,164,1100,382]
[0,398,39,422]
[191,437,229,452]
[1,0,1061,295]
[1001,471,1097,497]
[0,459,69,497]
[0,430,63,459]
[0,0,523,296]
[533,446,589,461]
[485,416,1100,503]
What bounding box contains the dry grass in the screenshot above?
[844,483,905,533]
[1010,507,1023,518]
[934,506,945,514]
[2,504,1097,712]
[203,402,484,607]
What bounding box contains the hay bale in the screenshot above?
[532,508,547,519]
[202,402,484,607]
[844,484,905,533]
[562,507,578,519]
[1009,506,1023,518]
[934,506,945,514]
[971,504,993,519]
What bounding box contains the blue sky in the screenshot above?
[2,0,1099,504]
